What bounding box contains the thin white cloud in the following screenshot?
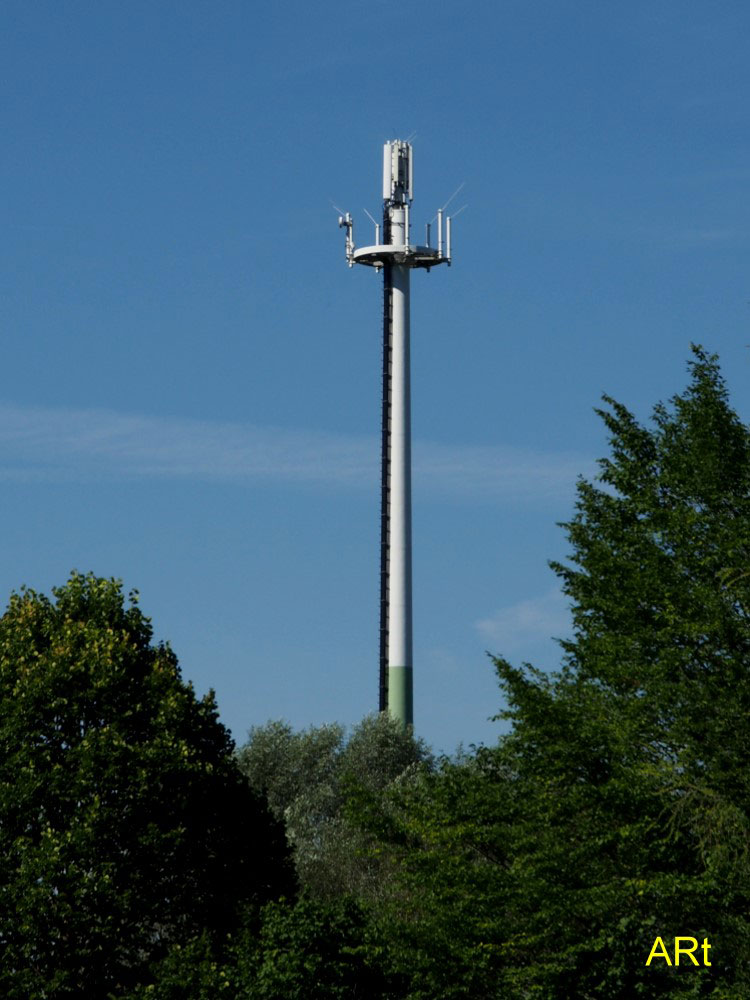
[632,224,749,249]
[475,588,571,653]
[414,441,587,501]
[0,405,374,486]
[0,402,591,502]
[668,228,744,247]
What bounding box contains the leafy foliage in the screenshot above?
[347,348,750,998]
[129,898,403,1000]
[0,572,291,998]
[240,896,403,999]
[238,713,432,899]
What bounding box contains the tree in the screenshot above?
[238,713,432,900]
[128,896,405,1000]
[353,347,750,997]
[239,896,404,1000]
[0,572,292,999]
[347,748,516,1000]
[516,343,750,994]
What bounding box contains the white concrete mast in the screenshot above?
[339,140,452,728]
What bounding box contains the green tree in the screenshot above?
[0,572,292,999]
[347,749,515,1000]
[129,897,403,1000]
[239,896,403,999]
[355,348,750,998]
[124,932,237,1000]
[238,713,432,900]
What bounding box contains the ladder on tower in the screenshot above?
[379,260,392,713]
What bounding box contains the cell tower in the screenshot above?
[339,140,452,727]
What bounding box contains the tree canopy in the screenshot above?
[0,572,291,998]
[343,347,750,997]
[238,712,432,899]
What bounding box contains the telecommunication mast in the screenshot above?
[339,141,453,727]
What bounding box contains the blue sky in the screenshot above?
[3,1,750,753]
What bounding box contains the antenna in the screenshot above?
[338,212,354,265]
[338,141,455,728]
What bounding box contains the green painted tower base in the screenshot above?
[387,666,413,727]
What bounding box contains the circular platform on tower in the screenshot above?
[352,244,448,270]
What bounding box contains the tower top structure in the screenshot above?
[339,140,453,272]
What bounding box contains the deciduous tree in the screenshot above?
[356,348,750,997]
[238,713,431,900]
[0,572,291,998]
